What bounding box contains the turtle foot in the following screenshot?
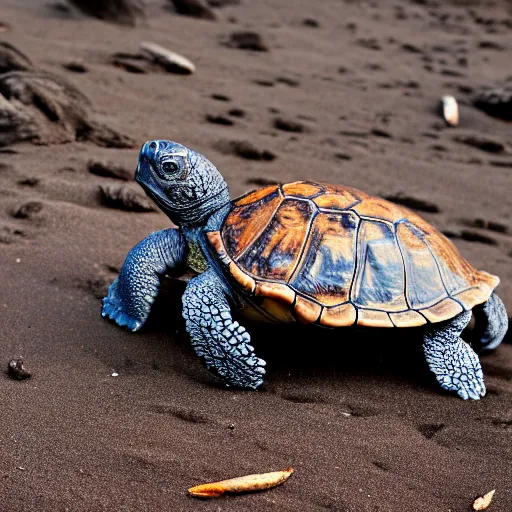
[101,279,144,332]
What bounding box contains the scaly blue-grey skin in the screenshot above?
[423,311,485,400]
[102,228,186,331]
[471,293,509,353]
[102,140,266,388]
[102,139,506,399]
[182,268,266,389]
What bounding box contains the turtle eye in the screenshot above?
[161,160,179,174]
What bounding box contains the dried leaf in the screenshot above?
[473,489,496,511]
[188,467,293,498]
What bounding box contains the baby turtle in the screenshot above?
[102,140,508,400]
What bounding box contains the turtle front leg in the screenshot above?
[423,311,485,400]
[182,268,266,389]
[102,228,186,331]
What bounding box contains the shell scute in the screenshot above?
[215,181,500,327]
[236,199,314,282]
[290,211,358,306]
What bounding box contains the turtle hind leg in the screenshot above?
[423,310,485,400]
[182,268,266,389]
[471,293,508,353]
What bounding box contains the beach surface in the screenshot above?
[1,0,511,510]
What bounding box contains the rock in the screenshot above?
[225,31,268,52]
[62,61,88,73]
[67,0,144,26]
[205,114,234,126]
[216,140,276,161]
[0,71,134,148]
[274,117,307,133]
[207,0,240,6]
[473,85,512,121]
[99,184,156,212]
[8,357,31,380]
[383,194,440,213]
[140,42,195,75]
[12,201,43,219]
[0,41,32,74]
[88,160,133,181]
[454,134,506,154]
[170,0,216,20]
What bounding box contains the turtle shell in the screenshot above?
[207,181,499,328]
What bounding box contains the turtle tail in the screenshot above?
[471,293,509,353]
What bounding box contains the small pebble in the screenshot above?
[8,357,31,380]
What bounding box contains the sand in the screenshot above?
[0,0,511,510]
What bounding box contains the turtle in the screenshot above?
[102,140,509,400]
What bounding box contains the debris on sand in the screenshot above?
[225,31,268,52]
[8,357,31,380]
[473,489,495,511]
[383,194,441,213]
[88,160,133,181]
[169,0,216,21]
[216,140,276,161]
[474,85,512,121]
[99,184,156,212]
[67,0,144,26]
[440,95,459,126]
[140,42,196,75]
[0,71,134,148]
[188,467,294,498]
[0,41,33,74]
[454,134,505,154]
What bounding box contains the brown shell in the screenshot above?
[207,181,499,327]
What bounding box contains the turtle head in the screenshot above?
[136,140,230,226]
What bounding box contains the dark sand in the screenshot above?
[1,0,511,510]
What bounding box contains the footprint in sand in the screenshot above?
[417,423,445,440]
[151,404,212,424]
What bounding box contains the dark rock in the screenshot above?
[246,177,280,186]
[18,177,40,187]
[62,61,88,73]
[455,134,505,153]
[99,185,156,212]
[226,31,268,51]
[371,128,393,138]
[276,76,300,87]
[0,41,32,74]
[274,117,307,133]
[170,0,216,20]
[303,18,319,28]
[401,43,423,53]
[211,93,230,101]
[12,201,43,219]
[383,194,440,213]
[207,0,240,6]
[0,71,134,148]
[68,0,144,25]
[88,160,133,181]
[473,85,512,121]
[460,230,498,245]
[228,108,244,117]
[205,114,234,126]
[216,140,276,161]
[8,358,31,380]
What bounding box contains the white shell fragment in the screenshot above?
[473,489,496,511]
[441,95,459,127]
[140,42,195,75]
